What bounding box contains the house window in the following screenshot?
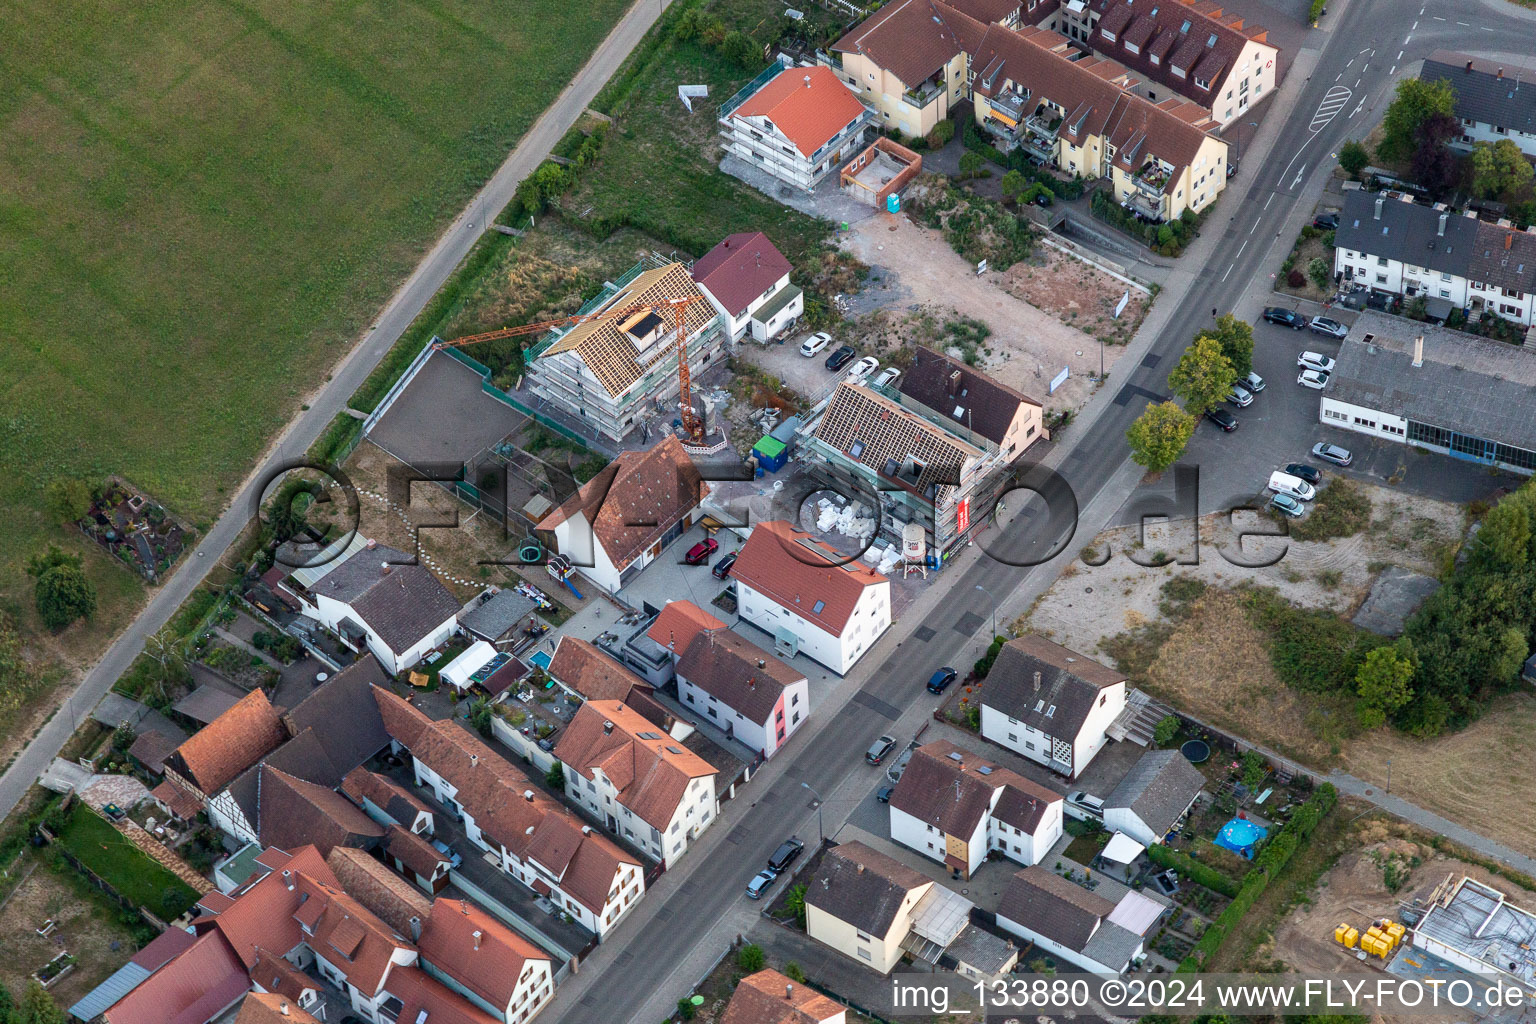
[858,948,872,961]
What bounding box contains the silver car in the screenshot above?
[1227,383,1254,407]
[1309,316,1348,338]
[1244,371,1266,393]
[1311,442,1353,467]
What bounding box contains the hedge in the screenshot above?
[1145,843,1242,898]
[1177,783,1338,971]
[959,120,1086,199]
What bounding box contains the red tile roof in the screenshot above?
[341,766,432,827]
[258,766,385,857]
[384,965,503,1024]
[729,520,888,634]
[384,823,451,881]
[128,926,198,970]
[554,700,717,830]
[202,846,339,968]
[326,847,431,939]
[104,931,249,1024]
[547,636,653,702]
[165,689,288,795]
[152,778,204,820]
[646,600,727,657]
[691,233,794,318]
[249,948,320,1002]
[722,969,846,1024]
[298,873,410,996]
[418,898,550,1012]
[732,66,870,159]
[676,629,805,725]
[235,992,322,1024]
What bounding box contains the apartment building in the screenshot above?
[978,636,1128,778]
[718,63,874,193]
[1421,52,1536,157]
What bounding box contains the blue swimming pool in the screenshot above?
[1214,817,1268,859]
[529,650,552,671]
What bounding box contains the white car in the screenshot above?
[871,366,901,388]
[799,332,832,357]
[1297,351,1336,374]
[1297,369,1330,390]
[846,356,879,384]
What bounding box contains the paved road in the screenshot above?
[0,0,675,825]
[540,1,1536,1020]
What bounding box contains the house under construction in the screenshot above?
[1413,874,1536,994]
[524,257,725,444]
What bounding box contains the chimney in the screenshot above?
[1466,59,1474,71]
[381,561,391,576]
[282,870,293,891]
[947,369,963,395]
[1374,197,1384,220]
[603,720,614,735]
[757,659,766,669]
[279,1003,290,1018]
[786,984,795,1000]
[582,825,593,835]
[410,916,422,942]
[366,538,377,549]
[523,789,535,801]
[804,74,812,88]
[1498,67,1504,80]
[1507,232,1515,251]
[470,753,479,767]
[856,862,865,873]
[1438,213,1447,237]
[1413,334,1424,367]
[1033,670,1041,692]
[472,929,483,951]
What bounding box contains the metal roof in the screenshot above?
[69,962,153,1021]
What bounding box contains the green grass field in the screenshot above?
[0,0,631,637]
[55,802,198,921]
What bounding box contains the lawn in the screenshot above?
[0,0,632,650]
[54,802,199,922]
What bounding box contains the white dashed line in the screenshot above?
[1411,20,1418,29]
[1398,50,1404,60]
[1222,263,1235,282]
[1431,15,1445,19]
[1264,194,1275,210]
[1389,65,1397,76]
[1250,218,1261,234]
[1236,239,1249,258]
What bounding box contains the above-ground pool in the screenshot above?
[1214,817,1268,859]
[1181,739,1211,764]
[528,650,553,671]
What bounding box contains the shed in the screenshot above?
[752,435,788,473]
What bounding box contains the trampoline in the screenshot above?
[1214,817,1267,859]
[1181,739,1211,764]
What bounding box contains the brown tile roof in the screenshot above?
[889,740,1061,838]
[537,435,708,572]
[981,635,1124,739]
[342,766,432,827]
[282,656,392,771]
[646,600,727,657]
[721,969,847,1024]
[806,841,931,937]
[128,926,198,970]
[166,688,288,796]
[419,898,550,1011]
[385,823,451,880]
[729,520,888,635]
[385,965,504,1024]
[732,67,870,159]
[833,0,989,89]
[371,687,639,913]
[249,948,320,1002]
[225,727,342,827]
[235,992,322,1024]
[103,931,250,1024]
[537,262,718,398]
[555,700,717,830]
[299,873,410,995]
[326,847,431,938]
[1471,220,1536,296]
[547,636,653,702]
[152,778,204,820]
[128,730,178,775]
[258,766,385,857]
[1087,0,1270,103]
[691,233,795,318]
[997,865,1114,949]
[897,346,1040,446]
[202,846,340,968]
[676,630,805,725]
[814,382,984,503]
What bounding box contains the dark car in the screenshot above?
[1263,307,1307,329]
[684,537,719,565]
[876,786,894,804]
[825,345,856,371]
[1205,407,1239,432]
[925,666,958,694]
[866,735,896,765]
[1285,463,1321,485]
[1313,212,1340,230]
[767,837,805,872]
[712,551,738,579]
[1034,191,1054,207]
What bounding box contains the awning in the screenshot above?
[1101,831,1146,865]
[989,108,1018,128]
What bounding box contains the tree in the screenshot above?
[718,30,758,69]
[784,883,808,925]
[1167,335,1235,415]
[785,962,807,983]
[676,998,697,1021]
[1000,169,1027,203]
[44,478,93,526]
[1475,498,1533,571]
[737,944,766,972]
[1470,138,1535,200]
[1126,401,1196,473]
[1410,111,1463,199]
[1377,78,1455,165]
[1152,715,1180,747]
[927,119,956,147]
[1307,257,1331,290]
[958,151,985,180]
[544,762,565,790]
[1201,314,1255,378]
[26,546,95,631]
[19,983,64,1024]
[1339,140,1370,179]
[1240,750,1267,790]
[0,981,15,1024]
[1356,642,1416,728]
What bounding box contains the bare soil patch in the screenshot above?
[0,857,142,1009]
[1001,246,1149,347]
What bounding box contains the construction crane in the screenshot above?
[432,296,705,441]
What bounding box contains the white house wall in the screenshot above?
[993,914,1134,974]
[735,579,890,675]
[1071,682,1127,777]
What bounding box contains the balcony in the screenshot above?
[903,76,946,108]
[1123,188,1166,221]
[990,89,1029,125]
[1133,160,1172,197]
[1024,112,1062,142]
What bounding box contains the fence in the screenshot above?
[43,832,168,934]
[362,340,437,436]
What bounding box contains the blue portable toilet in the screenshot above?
[886,192,902,213]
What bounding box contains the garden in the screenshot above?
[50,802,199,923]
[74,480,189,583]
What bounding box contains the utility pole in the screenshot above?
[801,782,824,845]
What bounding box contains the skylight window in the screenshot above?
[812,600,826,614]
[1035,699,1046,712]
[1207,32,1217,46]
[849,440,865,459]
[1180,18,1191,31]
[1046,705,1056,717]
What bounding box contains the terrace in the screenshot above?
[904,73,947,109]
[1133,159,1173,196]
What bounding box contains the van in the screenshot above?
[1268,470,1316,502]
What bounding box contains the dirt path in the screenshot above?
[842,214,1124,412]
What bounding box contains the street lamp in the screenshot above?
[974,584,997,640]
[801,782,824,846]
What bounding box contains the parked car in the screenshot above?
[711,551,738,579]
[767,837,805,873]
[1034,191,1054,207]
[925,666,958,694]
[1270,493,1306,518]
[1244,371,1266,392]
[1066,791,1104,820]
[1268,470,1317,502]
[1309,316,1348,338]
[846,355,879,384]
[1313,212,1340,230]
[1297,369,1330,390]
[684,537,719,565]
[1227,383,1254,407]
[1285,463,1321,485]
[1205,407,1239,432]
[1264,307,1307,329]
[876,786,894,804]
[871,367,901,388]
[866,735,896,765]
[800,332,832,357]
[825,345,856,371]
[745,869,778,900]
[1312,442,1353,466]
[1297,351,1336,373]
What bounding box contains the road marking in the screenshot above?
[1291,164,1306,188]
[1250,218,1261,234]
[1481,24,1494,30]
[1398,50,1404,60]
[1431,14,1445,19]
[1355,78,1362,88]
[1346,58,1353,68]
[1222,262,1235,282]
[1411,20,1417,29]
[1361,63,1369,72]
[1457,20,1470,25]
[1387,66,1395,77]
[1236,239,1248,258]
[1264,193,1275,210]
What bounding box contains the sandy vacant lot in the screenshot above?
[1002,245,1149,347]
[841,213,1126,412]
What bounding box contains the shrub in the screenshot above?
[1145,843,1242,897]
[737,944,766,972]
[1153,714,1181,747]
[1340,140,1369,178]
[1289,477,1372,542]
[785,962,807,983]
[1286,268,1306,288]
[927,119,956,147]
[973,635,1006,678]
[1307,257,1331,289]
